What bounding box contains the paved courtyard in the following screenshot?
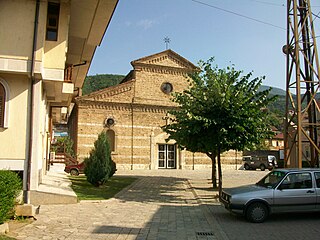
[6,168,320,240]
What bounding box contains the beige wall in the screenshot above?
[0,0,35,59]
[0,0,68,79]
[0,74,30,167]
[44,2,69,70]
[0,0,65,186]
[29,80,50,189]
[0,0,118,201]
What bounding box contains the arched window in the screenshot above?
[106,129,115,152]
[0,83,5,128]
[0,79,10,128]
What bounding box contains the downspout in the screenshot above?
[25,0,40,204]
[131,100,134,170]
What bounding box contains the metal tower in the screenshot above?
[284,0,320,168]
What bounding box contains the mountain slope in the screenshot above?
[82,74,125,95]
[259,85,286,96]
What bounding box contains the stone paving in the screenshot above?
[7,170,206,240]
[6,168,267,240]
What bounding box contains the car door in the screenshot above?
[273,172,316,213]
[314,172,320,209]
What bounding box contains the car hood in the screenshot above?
[223,184,269,195]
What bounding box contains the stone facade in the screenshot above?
[73,50,240,170]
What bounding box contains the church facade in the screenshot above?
[70,50,237,170]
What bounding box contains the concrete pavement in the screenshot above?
[6,167,266,240]
[30,164,77,205]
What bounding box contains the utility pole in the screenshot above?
[284,0,320,168]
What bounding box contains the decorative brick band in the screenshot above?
[135,64,190,76]
[78,101,176,114]
[93,85,132,100]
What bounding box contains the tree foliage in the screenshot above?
[84,132,116,187]
[51,136,75,157]
[162,58,276,191]
[82,74,125,95]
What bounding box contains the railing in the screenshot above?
[64,65,73,83]
[50,141,77,165]
[51,152,77,165]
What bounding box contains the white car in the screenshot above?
[220,168,320,223]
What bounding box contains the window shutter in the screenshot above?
[0,84,4,127]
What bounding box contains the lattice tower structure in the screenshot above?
[284,0,320,168]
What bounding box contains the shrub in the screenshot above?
[109,159,117,178]
[84,132,116,186]
[0,170,22,224]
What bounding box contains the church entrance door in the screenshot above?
[158,144,176,169]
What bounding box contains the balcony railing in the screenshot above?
[64,65,73,83]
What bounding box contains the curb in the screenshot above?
[0,222,9,234]
[187,179,229,240]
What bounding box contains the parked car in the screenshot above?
[242,155,278,171]
[220,168,320,223]
[64,162,85,176]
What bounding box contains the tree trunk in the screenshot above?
[208,153,217,189]
[217,147,223,199]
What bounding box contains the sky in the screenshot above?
[88,0,320,91]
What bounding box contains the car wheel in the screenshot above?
[70,169,79,176]
[246,202,268,223]
[260,164,266,171]
[244,164,250,170]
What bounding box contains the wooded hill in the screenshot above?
[82,74,125,95]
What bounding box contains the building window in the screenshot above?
[106,130,115,152]
[0,83,5,127]
[104,117,115,127]
[161,82,173,94]
[46,2,60,41]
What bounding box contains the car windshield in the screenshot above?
[256,171,286,188]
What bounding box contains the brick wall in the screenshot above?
[75,50,240,169]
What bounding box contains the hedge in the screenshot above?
[0,170,22,224]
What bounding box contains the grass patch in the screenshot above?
[69,175,137,200]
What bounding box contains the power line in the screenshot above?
[249,0,284,7]
[313,11,320,20]
[249,0,320,8]
[191,0,286,30]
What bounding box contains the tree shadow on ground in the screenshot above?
[113,175,198,204]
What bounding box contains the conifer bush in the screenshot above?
[0,170,22,224]
[84,132,116,186]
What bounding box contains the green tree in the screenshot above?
[51,136,75,157]
[84,132,115,187]
[162,58,275,194]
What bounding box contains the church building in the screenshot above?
[71,50,236,170]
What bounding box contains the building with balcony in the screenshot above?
[0,0,118,203]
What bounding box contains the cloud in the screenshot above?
[125,21,133,27]
[136,19,156,30]
[125,19,157,30]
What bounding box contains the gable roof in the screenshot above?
[131,49,198,70]
[76,79,134,103]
